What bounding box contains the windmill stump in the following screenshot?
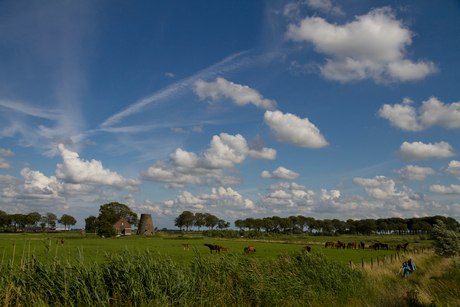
[137,214,155,235]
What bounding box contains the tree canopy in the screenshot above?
[98,202,138,226]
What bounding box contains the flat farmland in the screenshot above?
[0,232,431,267]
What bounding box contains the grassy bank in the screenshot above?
[364,250,460,306]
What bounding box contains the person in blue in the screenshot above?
[408,259,416,273]
[403,262,411,279]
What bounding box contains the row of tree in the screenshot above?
[174,211,230,232]
[171,212,459,235]
[233,215,459,235]
[0,211,77,231]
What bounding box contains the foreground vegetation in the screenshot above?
[0,248,459,306]
[0,249,371,306]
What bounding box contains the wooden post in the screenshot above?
[350,261,353,269]
[362,258,364,269]
[371,258,373,270]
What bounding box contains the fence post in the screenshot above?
[350,261,353,269]
[371,258,373,270]
[362,258,364,269]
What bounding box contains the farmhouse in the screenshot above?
[112,217,132,236]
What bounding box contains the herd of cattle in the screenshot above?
[184,241,409,255]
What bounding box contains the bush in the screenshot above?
[432,219,460,257]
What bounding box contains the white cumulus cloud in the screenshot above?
[394,165,435,181]
[260,166,300,180]
[0,158,14,170]
[0,149,14,157]
[264,110,328,148]
[379,97,460,131]
[194,77,277,110]
[395,141,456,161]
[55,144,142,190]
[428,184,460,194]
[446,160,460,179]
[286,7,437,83]
[141,133,275,185]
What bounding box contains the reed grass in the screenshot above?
[0,249,372,306]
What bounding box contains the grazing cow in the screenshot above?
[325,242,334,248]
[204,244,221,254]
[220,247,228,253]
[347,242,357,249]
[303,246,311,252]
[182,243,189,250]
[359,242,365,249]
[245,246,256,254]
[380,243,389,250]
[396,242,409,252]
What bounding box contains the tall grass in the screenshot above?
[0,249,371,306]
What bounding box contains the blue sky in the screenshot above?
[1,0,460,229]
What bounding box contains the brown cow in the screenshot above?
[182,243,189,250]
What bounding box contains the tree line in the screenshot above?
[0,210,77,231]
[174,211,230,232]
[233,215,459,235]
[172,211,459,235]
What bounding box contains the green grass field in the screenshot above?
[0,232,432,267]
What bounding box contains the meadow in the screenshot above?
[0,232,431,266]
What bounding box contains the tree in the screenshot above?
[432,219,460,258]
[58,214,77,231]
[194,213,206,231]
[174,211,195,232]
[97,219,117,238]
[85,215,98,233]
[98,202,138,226]
[42,213,58,228]
[234,219,244,230]
[204,213,218,230]
[27,212,42,228]
[217,219,230,230]
[0,211,8,230]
